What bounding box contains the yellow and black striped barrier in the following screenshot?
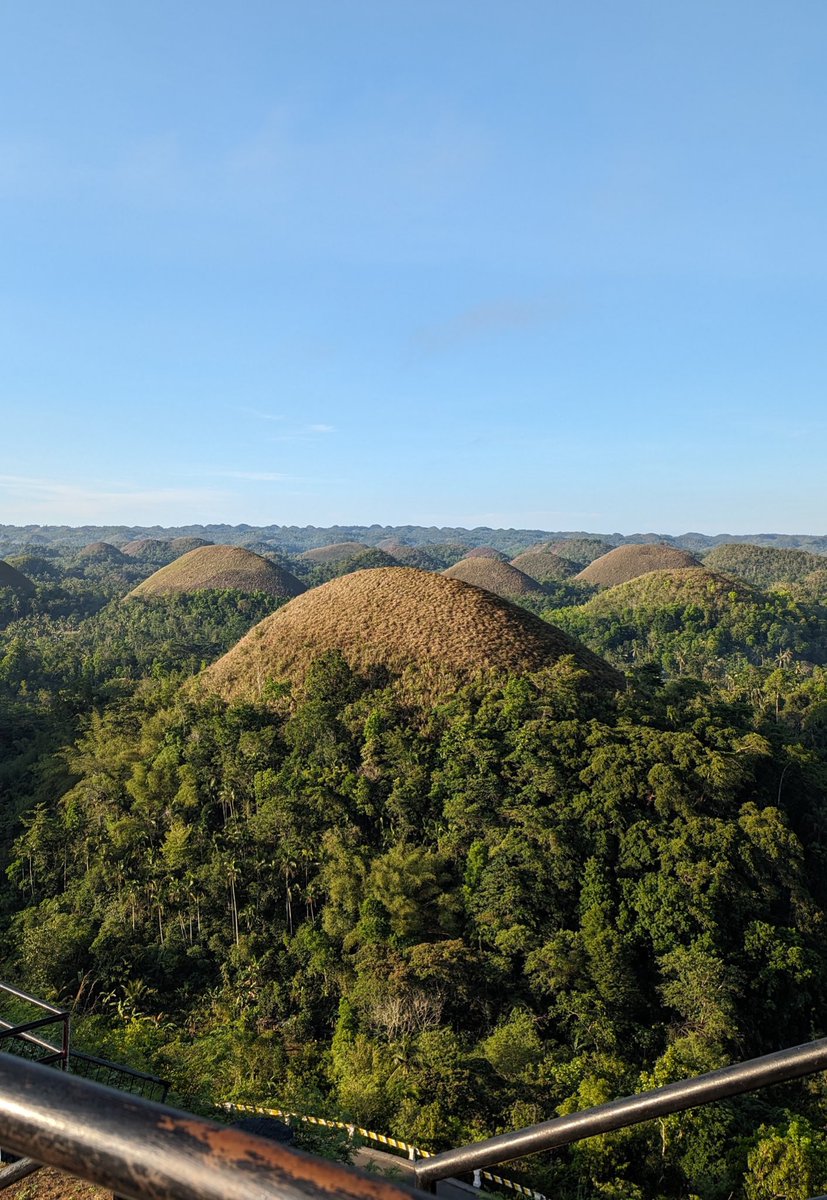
[222,1103,548,1200]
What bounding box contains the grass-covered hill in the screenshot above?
[510,545,579,582]
[555,567,827,676]
[169,536,213,554]
[576,543,701,585]
[704,542,827,587]
[547,537,616,565]
[76,541,126,563]
[202,565,622,699]
[462,546,509,560]
[0,560,35,594]
[128,546,306,600]
[442,557,547,599]
[299,541,371,564]
[121,537,168,560]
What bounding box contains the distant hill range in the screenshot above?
[2,523,827,557]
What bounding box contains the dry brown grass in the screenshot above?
[76,541,125,562]
[299,541,369,563]
[576,568,756,616]
[443,557,545,597]
[202,566,622,700]
[170,536,213,553]
[127,546,306,599]
[4,1167,106,1200]
[510,546,578,582]
[121,538,164,558]
[576,543,701,586]
[0,560,35,594]
[462,546,509,560]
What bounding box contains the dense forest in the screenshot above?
[2,529,827,1199]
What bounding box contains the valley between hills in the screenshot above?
[2,524,827,1199]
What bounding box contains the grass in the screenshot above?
[75,541,125,561]
[510,545,578,582]
[462,546,509,560]
[572,567,757,616]
[576,543,701,586]
[443,557,547,597]
[120,538,165,558]
[128,546,306,599]
[299,541,370,563]
[202,566,623,700]
[704,542,827,586]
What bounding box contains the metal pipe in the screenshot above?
[0,1018,63,1059]
[415,1036,827,1185]
[0,1053,431,1200]
[0,983,66,1017]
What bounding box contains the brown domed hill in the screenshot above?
[170,536,213,553]
[548,538,616,566]
[299,541,370,564]
[462,546,509,561]
[574,568,757,618]
[704,542,826,588]
[127,546,306,599]
[378,541,443,570]
[77,541,125,562]
[576,543,701,586]
[201,567,622,701]
[443,557,546,599]
[121,538,167,559]
[510,545,578,583]
[0,560,35,594]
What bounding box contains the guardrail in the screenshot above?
[0,1052,432,1200]
[414,1035,827,1187]
[0,982,69,1070]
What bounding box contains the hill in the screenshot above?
[378,541,444,570]
[170,536,213,554]
[462,546,509,561]
[127,546,306,599]
[704,542,826,588]
[576,543,701,586]
[76,541,126,562]
[299,541,370,564]
[121,538,168,560]
[0,560,35,594]
[510,545,578,582]
[573,568,757,616]
[202,566,622,700]
[443,557,546,598]
[554,567,825,676]
[548,538,616,566]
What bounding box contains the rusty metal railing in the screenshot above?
[0,1052,431,1200]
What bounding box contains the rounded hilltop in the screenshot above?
[170,536,213,554]
[127,545,306,599]
[121,537,166,558]
[573,568,757,617]
[704,542,827,588]
[576,543,701,586]
[443,557,546,599]
[510,544,578,582]
[299,541,370,564]
[462,546,509,561]
[201,566,623,701]
[0,559,35,594]
[76,541,125,562]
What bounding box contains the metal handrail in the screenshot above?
[0,1052,430,1200]
[415,1036,827,1186]
[0,983,69,1070]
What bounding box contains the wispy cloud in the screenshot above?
[200,469,291,482]
[0,474,230,522]
[240,407,285,423]
[307,423,335,433]
[414,299,564,353]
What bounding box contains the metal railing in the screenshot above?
[0,982,69,1070]
[0,1052,431,1200]
[414,1035,827,1188]
[0,980,168,1101]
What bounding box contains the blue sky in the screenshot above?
[2,1,826,533]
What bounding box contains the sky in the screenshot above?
[1,1,826,534]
